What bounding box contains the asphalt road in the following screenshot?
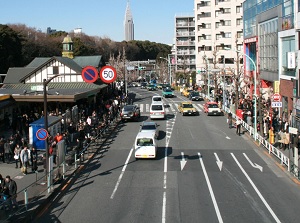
[36,87,300,223]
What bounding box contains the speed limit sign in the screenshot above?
[99,66,117,84]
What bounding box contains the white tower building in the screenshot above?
[124,0,134,41]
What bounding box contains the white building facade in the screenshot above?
[194,0,244,85]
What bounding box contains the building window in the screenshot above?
[216,34,222,40]
[224,20,231,26]
[236,6,241,13]
[236,18,242,25]
[224,32,231,38]
[224,8,231,13]
[53,66,59,74]
[237,31,243,38]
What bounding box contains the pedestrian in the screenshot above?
[31,147,38,173]
[246,113,252,127]
[283,130,290,150]
[20,146,30,175]
[0,174,6,210]
[3,175,18,210]
[14,144,21,169]
[269,127,275,144]
[227,113,233,129]
[236,118,241,136]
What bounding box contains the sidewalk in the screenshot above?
[0,117,121,222]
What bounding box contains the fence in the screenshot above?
[0,115,120,222]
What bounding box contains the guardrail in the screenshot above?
[200,92,299,180]
[0,115,121,222]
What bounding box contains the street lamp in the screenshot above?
[225,47,257,140]
[43,74,61,192]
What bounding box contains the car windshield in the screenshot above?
[141,83,147,86]
[208,104,218,108]
[141,125,156,130]
[164,89,172,92]
[153,97,162,102]
[148,85,154,87]
[123,105,135,111]
[192,92,199,96]
[183,104,193,108]
[152,105,163,110]
[137,138,154,146]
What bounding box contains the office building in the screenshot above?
[124,0,134,41]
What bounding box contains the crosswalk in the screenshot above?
[135,102,204,113]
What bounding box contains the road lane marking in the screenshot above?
[198,152,224,223]
[162,191,166,223]
[231,153,281,223]
[110,148,133,199]
[214,152,223,171]
[243,153,263,172]
[180,152,187,170]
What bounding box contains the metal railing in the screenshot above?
[0,115,121,222]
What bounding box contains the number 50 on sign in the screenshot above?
[100,66,117,84]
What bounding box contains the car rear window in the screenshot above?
[137,138,154,146]
[141,125,156,130]
[153,97,162,101]
[208,104,218,108]
[152,105,163,110]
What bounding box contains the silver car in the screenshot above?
[140,121,159,139]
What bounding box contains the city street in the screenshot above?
[35,87,300,223]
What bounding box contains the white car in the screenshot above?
[150,102,165,120]
[140,121,159,139]
[152,95,163,104]
[134,131,157,159]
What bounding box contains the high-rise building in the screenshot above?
[194,0,243,84]
[124,0,134,41]
[174,14,196,73]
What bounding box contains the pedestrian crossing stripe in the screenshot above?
[136,103,203,113]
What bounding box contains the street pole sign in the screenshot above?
[272,93,281,102]
[81,66,98,83]
[271,102,282,107]
[99,65,117,84]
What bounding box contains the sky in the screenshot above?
[0,0,194,45]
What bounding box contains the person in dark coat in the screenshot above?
[3,175,18,209]
[31,147,38,173]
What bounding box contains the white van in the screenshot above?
[152,95,163,104]
[134,131,157,159]
[150,102,165,119]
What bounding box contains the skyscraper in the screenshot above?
[124,0,134,41]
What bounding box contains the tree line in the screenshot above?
[0,24,171,74]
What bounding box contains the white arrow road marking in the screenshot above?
[243,153,263,172]
[231,153,281,223]
[214,153,223,171]
[180,152,187,171]
[226,136,231,139]
[198,152,224,223]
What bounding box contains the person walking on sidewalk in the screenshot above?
[31,147,38,173]
[20,146,30,175]
[14,144,21,169]
[3,175,18,210]
[236,118,241,136]
[227,113,233,129]
[269,127,275,144]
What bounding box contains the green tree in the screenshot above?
[0,24,23,73]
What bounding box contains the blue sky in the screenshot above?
[0,0,194,45]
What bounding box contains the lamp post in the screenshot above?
[225,48,257,140]
[43,74,61,192]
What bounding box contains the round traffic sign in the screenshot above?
[81,66,98,83]
[99,66,117,84]
[36,128,48,140]
[273,93,281,102]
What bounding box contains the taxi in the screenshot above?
[178,102,199,116]
[181,88,193,97]
[203,101,224,116]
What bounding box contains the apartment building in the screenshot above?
[175,14,196,73]
[194,0,244,85]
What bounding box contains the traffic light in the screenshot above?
[138,67,146,70]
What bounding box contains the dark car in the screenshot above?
[189,91,203,101]
[120,105,141,121]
